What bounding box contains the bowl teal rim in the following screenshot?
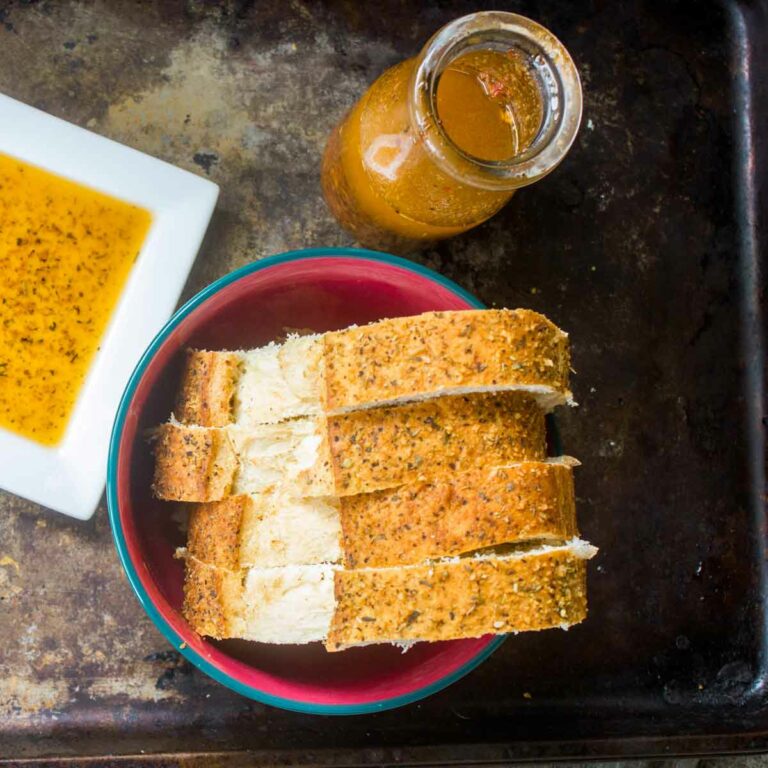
[106,246,506,715]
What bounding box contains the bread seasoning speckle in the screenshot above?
[0,153,151,445]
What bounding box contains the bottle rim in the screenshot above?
[409,11,583,191]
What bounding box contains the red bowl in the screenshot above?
[107,248,506,714]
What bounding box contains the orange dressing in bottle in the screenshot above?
[321,12,581,252]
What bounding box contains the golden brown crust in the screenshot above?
[327,550,587,650]
[186,496,248,570]
[328,391,546,496]
[182,556,232,639]
[323,309,570,411]
[152,424,238,502]
[153,393,545,501]
[181,462,575,571]
[175,349,240,427]
[340,463,577,568]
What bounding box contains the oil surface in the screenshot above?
[0,153,151,445]
[437,49,544,162]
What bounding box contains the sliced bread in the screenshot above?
[182,556,336,644]
[174,309,571,427]
[154,391,546,502]
[340,459,578,568]
[186,493,342,569]
[181,540,595,647]
[184,460,578,569]
[324,308,571,413]
[328,541,596,650]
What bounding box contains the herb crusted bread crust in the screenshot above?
[328,391,546,496]
[327,547,589,650]
[340,461,578,568]
[181,555,241,639]
[175,349,240,428]
[324,308,571,412]
[185,495,246,571]
[152,425,237,502]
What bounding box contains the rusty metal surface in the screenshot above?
[0,0,766,763]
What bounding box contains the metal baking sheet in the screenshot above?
[0,0,765,762]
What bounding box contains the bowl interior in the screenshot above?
[115,253,502,709]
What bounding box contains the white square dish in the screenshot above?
[0,93,219,520]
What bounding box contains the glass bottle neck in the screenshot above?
[409,12,582,191]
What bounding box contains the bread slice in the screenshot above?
[183,460,578,570]
[186,493,342,569]
[154,391,546,502]
[324,308,571,413]
[153,416,334,502]
[176,335,324,428]
[174,309,571,427]
[327,541,595,651]
[174,349,241,428]
[182,556,336,644]
[152,424,238,503]
[181,541,595,646]
[340,459,578,568]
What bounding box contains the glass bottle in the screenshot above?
[321,12,582,253]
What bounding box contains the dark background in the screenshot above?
[0,0,765,762]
